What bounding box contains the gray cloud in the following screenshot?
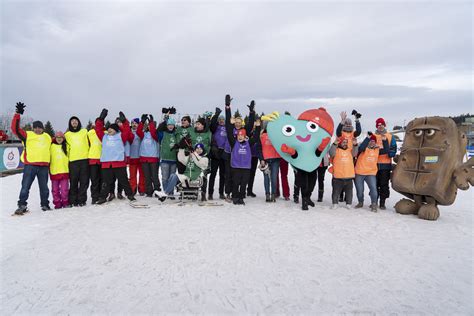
[1,1,472,131]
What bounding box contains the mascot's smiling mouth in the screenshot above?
[296,134,311,142]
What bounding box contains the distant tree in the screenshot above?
[44,121,55,137]
[393,125,403,131]
[449,113,473,125]
[234,109,241,118]
[23,123,32,131]
[86,120,93,130]
[105,120,111,130]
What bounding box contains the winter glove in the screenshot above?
[247,100,255,112]
[141,114,148,123]
[351,109,362,120]
[99,108,108,121]
[215,107,222,115]
[149,114,154,123]
[15,102,26,115]
[225,94,232,107]
[281,144,296,156]
[367,131,373,136]
[178,135,191,149]
[118,111,126,123]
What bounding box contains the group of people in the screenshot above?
[10,95,396,215]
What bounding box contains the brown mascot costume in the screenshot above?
[391,116,473,220]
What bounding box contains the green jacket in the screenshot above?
[177,149,209,181]
[189,129,211,154]
[160,130,177,162]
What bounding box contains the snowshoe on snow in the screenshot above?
[12,205,28,216]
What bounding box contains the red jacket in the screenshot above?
[11,113,49,166]
[95,119,131,168]
[136,121,159,163]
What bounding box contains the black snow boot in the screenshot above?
[302,198,309,211]
[317,190,324,202]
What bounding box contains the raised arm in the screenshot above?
[94,108,108,141]
[209,107,221,133]
[246,100,256,136]
[354,120,362,137]
[11,102,27,142]
[149,119,159,142]
[249,125,261,146]
[358,137,370,153]
[225,105,235,147]
[136,114,147,139]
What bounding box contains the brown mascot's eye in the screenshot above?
[414,130,423,137]
[426,129,435,136]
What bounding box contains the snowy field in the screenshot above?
[0,171,472,315]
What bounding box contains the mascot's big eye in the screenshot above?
[306,121,319,133]
[282,125,295,136]
[414,130,423,137]
[426,129,436,136]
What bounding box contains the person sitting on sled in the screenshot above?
[156,141,209,201]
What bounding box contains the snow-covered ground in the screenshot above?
[0,171,472,315]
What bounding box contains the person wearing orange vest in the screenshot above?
[50,131,70,209]
[354,133,387,212]
[374,118,397,210]
[65,115,90,207]
[11,102,52,215]
[335,111,361,203]
[257,121,281,202]
[329,138,358,209]
[335,111,362,147]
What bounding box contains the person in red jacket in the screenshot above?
[94,109,135,204]
[0,129,8,142]
[11,102,52,215]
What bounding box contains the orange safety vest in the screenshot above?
[337,131,355,149]
[260,133,280,159]
[374,133,392,164]
[355,147,379,176]
[332,147,355,179]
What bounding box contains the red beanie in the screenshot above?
[237,129,247,137]
[376,118,386,127]
[369,134,377,142]
[298,107,334,136]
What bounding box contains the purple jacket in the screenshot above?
[213,125,227,149]
[231,141,252,169]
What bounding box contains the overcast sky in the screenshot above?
[1,0,472,132]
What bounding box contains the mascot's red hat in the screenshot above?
[298,107,334,136]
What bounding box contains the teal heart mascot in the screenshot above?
[262,108,334,172]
